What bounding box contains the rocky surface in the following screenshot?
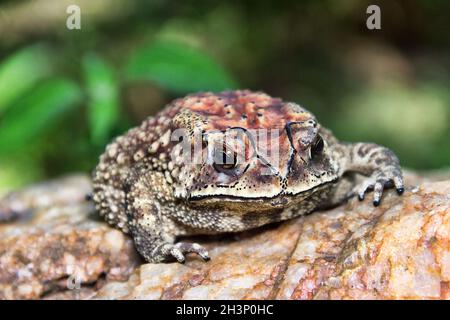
[0,176,140,299]
[0,172,449,299]
[276,180,450,300]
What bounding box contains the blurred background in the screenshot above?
[0,0,449,194]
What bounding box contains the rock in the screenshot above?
[276,180,450,300]
[0,172,449,299]
[94,219,300,299]
[0,175,91,222]
[0,175,140,299]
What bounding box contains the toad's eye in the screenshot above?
[309,134,324,159]
[213,148,237,173]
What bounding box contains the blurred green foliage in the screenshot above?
[83,53,120,145]
[0,0,449,193]
[0,78,82,152]
[125,40,237,93]
[0,45,54,111]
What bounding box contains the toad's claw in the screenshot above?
[170,242,210,263]
[350,168,404,206]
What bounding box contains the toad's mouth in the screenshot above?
[186,178,338,210]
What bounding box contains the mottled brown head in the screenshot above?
[169,90,339,210]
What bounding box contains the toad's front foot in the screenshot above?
[351,170,404,206]
[340,143,404,206]
[150,242,210,263]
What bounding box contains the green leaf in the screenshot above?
[0,78,82,153]
[0,45,53,112]
[125,40,237,93]
[83,53,120,145]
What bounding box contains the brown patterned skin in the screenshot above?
[92,90,404,263]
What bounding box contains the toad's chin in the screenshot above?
[186,179,337,213]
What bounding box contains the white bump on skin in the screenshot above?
[117,152,127,164]
[149,141,159,153]
[137,131,146,140]
[171,167,179,178]
[160,130,171,147]
[107,144,118,157]
[133,149,145,161]
[165,171,174,184]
